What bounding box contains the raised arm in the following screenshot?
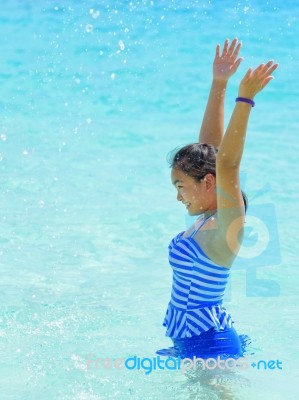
[199,38,243,147]
[212,61,279,265]
[217,60,279,167]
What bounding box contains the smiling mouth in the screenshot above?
[184,202,191,209]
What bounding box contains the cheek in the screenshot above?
[191,186,201,196]
[190,187,203,201]
[179,191,187,198]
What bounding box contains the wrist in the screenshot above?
[238,91,255,100]
[212,79,228,92]
[213,77,228,85]
[235,97,255,107]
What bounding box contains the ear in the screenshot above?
[204,173,216,191]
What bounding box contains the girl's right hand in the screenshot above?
[238,61,279,99]
[213,38,243,82]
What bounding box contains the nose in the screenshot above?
[177,192,183,202]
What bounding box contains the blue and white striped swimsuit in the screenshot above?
[163,215,233,339]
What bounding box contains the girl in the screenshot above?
[156,39,278,360]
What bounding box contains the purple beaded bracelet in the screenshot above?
[236,97,255,107]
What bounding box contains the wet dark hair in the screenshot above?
[167,143,248,213]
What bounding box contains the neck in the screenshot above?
[197,209,217,220]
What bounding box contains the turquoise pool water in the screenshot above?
[1,1,298,399]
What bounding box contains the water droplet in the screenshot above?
[119,40,125,50]
[90,9,100,19]
[111,73,116,80]
[1,134,7,141]
[85,24,93,33]
[86,118,92,124]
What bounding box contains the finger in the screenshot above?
[256,62,278,82]
[255,63,265,72]
[215,44,220,58]
[251,63,265,77]
[264,60,274,68]
[260,76,274,90]
[261,62,279,79]
[259,60,274,73]
[230,57,243,73]
[227,37,238,56]
[241,68,252,82]
[231,42,242,59]
[221,39,229,57]
[269,62,279,74]
[254,61,275,77]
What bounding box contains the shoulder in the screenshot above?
[192,216,237,268]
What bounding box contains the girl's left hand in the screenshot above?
[238,61,279,99]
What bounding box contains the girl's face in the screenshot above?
[171,168,216,215]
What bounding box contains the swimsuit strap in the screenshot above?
[190,214,214,238]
